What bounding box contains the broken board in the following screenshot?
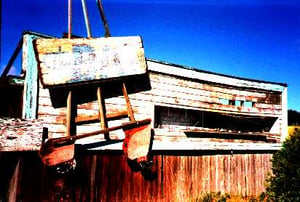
[34,36,147,88]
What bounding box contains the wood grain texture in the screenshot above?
[22,34,40,119]
[34,61,285,147]
[35,37,147,87]
[147,59,286,92]
[0,118,43,151]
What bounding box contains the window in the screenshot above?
[235,100,242,106]
[244,101,253,108]
[154,105,275,133]
[219,98,229,105]
[219,98,255,108]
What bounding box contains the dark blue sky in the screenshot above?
[1,0,300,111]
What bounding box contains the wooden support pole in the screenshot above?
[97,0,111,37]
[122,83,135,122]
[66,91,76,136]
[68,0,72,39]
[66,91,72,137]
[81,0,92,38]
[97,87,109,140]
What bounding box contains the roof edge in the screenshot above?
[146,58,288,88]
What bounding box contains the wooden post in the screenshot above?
[68,0,72,39]
[97,87,109,140]
[66,91,72,137]
[7,159,20,202]
[66,91,76,137]
[22,34,39,119]
[281,87,288,142]
[97,0,111,37]
[81,0,92,38]
[122,83,135,122]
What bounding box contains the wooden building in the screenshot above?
[0,32,288,201]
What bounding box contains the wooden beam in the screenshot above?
[62,110,130,125]
[22,34,40,119]
[97,87,109,140]
[122,83,135,122]
[66,91,77,137]
[79,138,282,152]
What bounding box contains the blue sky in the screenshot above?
[1,0,300,111]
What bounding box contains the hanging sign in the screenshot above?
[34,36,147,87]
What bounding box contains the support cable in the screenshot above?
[96,0,111,37]
[81,0,92,38]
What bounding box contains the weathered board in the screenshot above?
[34,36,147,87]
[0,117,43,151]
[0,152,274,201]
[34,60,286,144]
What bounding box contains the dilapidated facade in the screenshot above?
[0,32,287,201]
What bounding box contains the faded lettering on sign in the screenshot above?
[35,37,147,87]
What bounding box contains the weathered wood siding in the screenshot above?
[146,71,282,116]
[0,152,273,201]
[0,118,43,151]
[145,59,287,141]
[36,59,286,142]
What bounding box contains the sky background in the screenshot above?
[1,0,300,111]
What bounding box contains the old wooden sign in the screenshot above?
[34,36,147,87]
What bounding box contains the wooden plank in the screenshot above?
[34,56,285,147]
[149,73,282,114]
[0,152,274,201]
[35,36,147,87]
[149,73,272,100]
[68,110,129,125]
[22,34,40,119]
[147,59,286,92]
[150,78,282,106]
[79,137,282,151]
[0,118,43,151]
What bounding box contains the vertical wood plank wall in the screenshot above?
[0,152,273,201]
